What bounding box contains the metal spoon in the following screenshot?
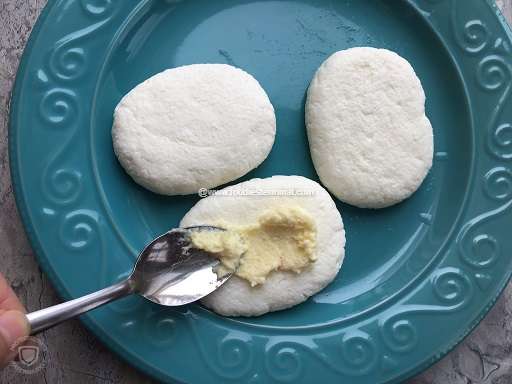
[27,226,229,334]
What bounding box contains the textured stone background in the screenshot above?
[0,1,511,383]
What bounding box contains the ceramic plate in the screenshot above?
[9,0,512,383]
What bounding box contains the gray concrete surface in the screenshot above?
[0,1,511,383]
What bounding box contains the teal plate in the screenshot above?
[9,0,512,383]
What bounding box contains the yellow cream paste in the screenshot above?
[190,205,317,286]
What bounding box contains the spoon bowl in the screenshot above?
[131,226,230,306]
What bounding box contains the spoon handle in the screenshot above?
[27,279,134,335]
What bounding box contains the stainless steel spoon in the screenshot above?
[27,226,228,334]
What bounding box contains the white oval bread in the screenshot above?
[112,64,276,195]
[180,175,345,317]
[306,47,434,208]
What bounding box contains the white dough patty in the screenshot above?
[306,47,434,208]
[180,176,345,317]
[112,64,276,195]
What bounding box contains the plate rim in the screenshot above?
[8,2,179,383]
[402,2,512,380]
